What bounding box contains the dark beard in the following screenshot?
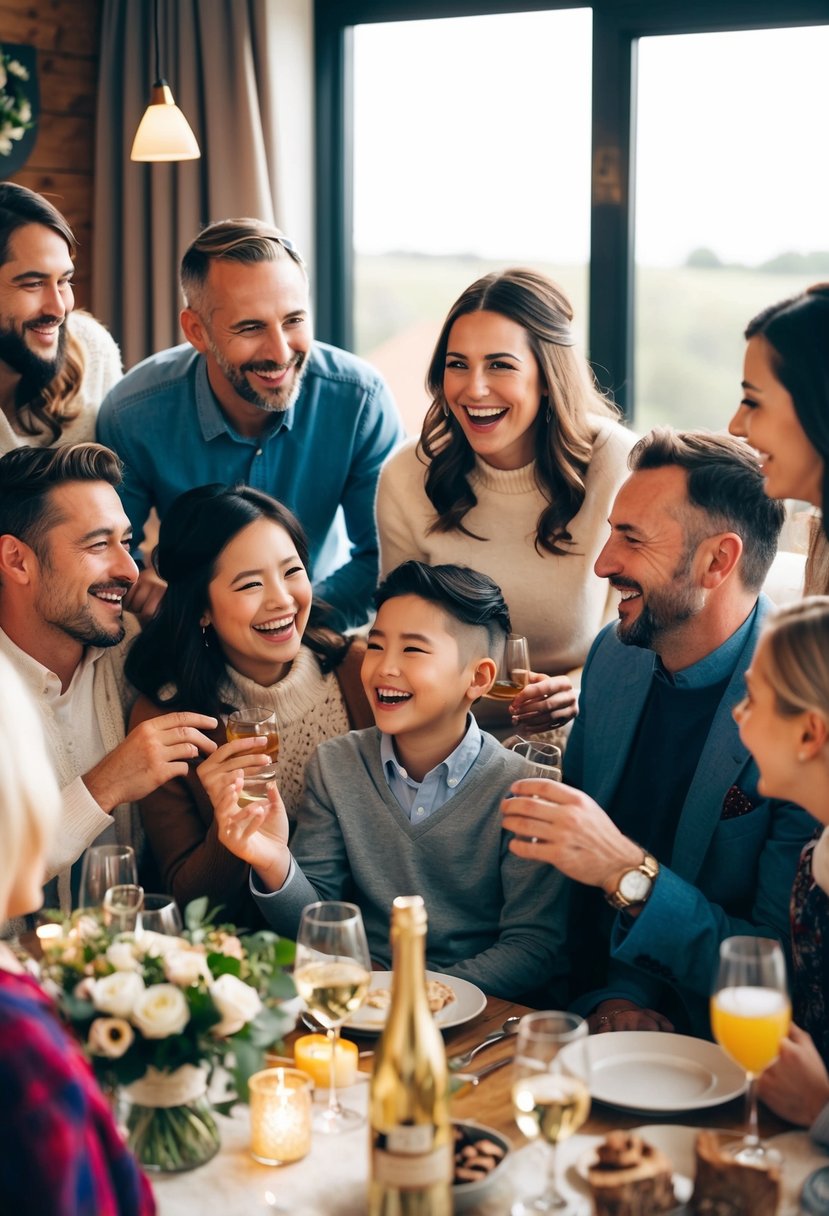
[0,316,68,403]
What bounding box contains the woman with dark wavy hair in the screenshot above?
[377,268,635,737]
[125,484,371,922]
[729,283,829,595]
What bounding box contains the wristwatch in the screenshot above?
[605,851,660,911]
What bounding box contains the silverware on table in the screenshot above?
[448,1016,521,1071]
[451,1054,514,1088]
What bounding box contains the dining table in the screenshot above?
[151,994,828,1215]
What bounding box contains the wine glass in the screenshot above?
[710,935,790,1165]
[138,893,184,937]
[103,884,144,934]
[292,901,371,1134]
[508,738,562,781]
[77,845,138,913]
[510,1011,590,1214]
[487,634,531,702]
[226,706,280,804]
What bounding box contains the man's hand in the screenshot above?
[758,1024,829,1126]
[83,712,218,812]
[124,566,167,622]
[588,998,674,1034]
[508,672,578,731]
[214,777,291,892]
[501,778,643,894]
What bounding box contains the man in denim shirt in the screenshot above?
[97,219,403,629]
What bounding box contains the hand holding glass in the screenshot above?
[487,634,531,702]
[78,845,138,912]
[226,706,280,804]
[511,1011,590,1214]
[710,935,790,1165]
[292,901,371,1134]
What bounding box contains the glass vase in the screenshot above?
[119,1065,220,1173]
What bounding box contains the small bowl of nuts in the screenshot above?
[452,1120,511,1205]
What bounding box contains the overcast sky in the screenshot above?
[354,11,829,267]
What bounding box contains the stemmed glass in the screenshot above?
[78,844,138,912]
[103,884,144,934]
[292,901,371,1134]
[510,1011,591,1214]
[487,634,531,702]
[710,935,790,1165]
[139,894,184,937]
[226,706,280,804]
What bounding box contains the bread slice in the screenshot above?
[588,1131,676,1215]
[690,1129,781,1215]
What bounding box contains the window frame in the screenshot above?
[314,0,829,419]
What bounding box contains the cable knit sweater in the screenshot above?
[132,642,371,925]
[0,311,122,454]
[377,416,637,731]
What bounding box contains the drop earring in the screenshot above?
[442,400,449,418]
[201,624,209,648]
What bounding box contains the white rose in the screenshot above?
[138,930,186,959]
[8,59,29,80]
[75,977,97,1001]
[88,1017,134,1059]
[209,973,262,1036]
[214,934,243,960]
[163,948,212,988]
[0,136,11,157]
[132,984,190,1038]
[19,100,31,123]
[93,971,145,1018]
[106,941,141,972]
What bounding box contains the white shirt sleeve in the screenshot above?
[44,776,111,880]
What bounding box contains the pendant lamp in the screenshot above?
[130,0,200,162]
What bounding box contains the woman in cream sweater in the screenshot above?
[377,268,636,737]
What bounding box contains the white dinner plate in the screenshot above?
[563,1031,746,1114]
[342,970,486,1034]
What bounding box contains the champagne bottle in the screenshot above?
[368,895,452,1216]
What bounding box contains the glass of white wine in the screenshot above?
[77,844,138,913]
[293,901,372,1134]
[102,883,144,934]
[226,706,280,804]
[487,634,531,702]
[710,935,790,1166]
[511,1011,590,1215]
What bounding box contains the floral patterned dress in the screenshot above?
[791,830,829,1066]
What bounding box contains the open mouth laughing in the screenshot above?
[89,583,130,607]
[374,686,413,708]
[462,405,509,428]
[252,613,295,640]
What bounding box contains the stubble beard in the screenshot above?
[208,339,308,414]
[616,548,705,652]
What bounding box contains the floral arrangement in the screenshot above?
[0,47,34,157]
[39,898,296,1171]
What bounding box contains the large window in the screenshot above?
[352,8,592,433]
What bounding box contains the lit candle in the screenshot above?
[35,923,64,945]
[249,1067,313,1165]
[293,1032,359,1088]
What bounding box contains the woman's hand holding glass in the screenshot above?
[197,734,274,813]
[213,773,291,892]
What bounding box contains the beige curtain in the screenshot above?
[93,0,313,370]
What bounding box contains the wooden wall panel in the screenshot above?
[2,0,102,308]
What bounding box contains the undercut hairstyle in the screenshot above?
[0,181,87,442]
[761,597,829,721]
[629,428,785,593]
[0,442,123,557]
[419,268,618,556]
[180,217,307,314]
[125,484,349,715]
[374,560,511,661]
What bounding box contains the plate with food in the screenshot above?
[343,970,486,1034]
[451,1121,511,1208]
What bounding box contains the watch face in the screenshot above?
[619,869,652,902]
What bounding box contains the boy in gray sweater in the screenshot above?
[215,561,568,1000]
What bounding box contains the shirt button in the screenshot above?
[255,448,263,457]
[416,807,425,816]
[447,778,458,788]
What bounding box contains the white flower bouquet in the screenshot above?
[0,46,34,157]
[39,898,296,1171]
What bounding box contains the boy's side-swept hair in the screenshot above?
[0,442,123,557]
[374,561,511,655]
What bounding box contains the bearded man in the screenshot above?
[501,429,814,1037]
[0,182,121,454]
[97,218,403,628]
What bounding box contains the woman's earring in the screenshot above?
[201,624,209,648]
[544,396,552,424]
[442,400,449,418]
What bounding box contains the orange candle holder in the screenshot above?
[249,1067,313,1166]
[293,1033,359,1088]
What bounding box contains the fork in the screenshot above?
[448,1016,521,1071]
[450,1055,514,1089]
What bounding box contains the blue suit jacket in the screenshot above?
[565,597,814,1037]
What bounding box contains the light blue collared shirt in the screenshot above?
[655,602,758,689]
[380,714,484,822]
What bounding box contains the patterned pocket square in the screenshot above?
[721,785,758,820]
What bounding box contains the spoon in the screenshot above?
[450,1055,514,1090]
[448,1016,521,1071]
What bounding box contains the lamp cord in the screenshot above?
[153,0,161,83]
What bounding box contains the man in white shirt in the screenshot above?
[0,442,218,911]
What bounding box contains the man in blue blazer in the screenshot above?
[503,429,815,1038]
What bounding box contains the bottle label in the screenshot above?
[373,1141,452,1189]
[387,1125,434,1155]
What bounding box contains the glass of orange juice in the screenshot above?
[226,706,280,804]
[710,935,790,1165]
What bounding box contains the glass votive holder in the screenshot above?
[249,1067,313,1166]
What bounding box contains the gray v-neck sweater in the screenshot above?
[253,728,569,999]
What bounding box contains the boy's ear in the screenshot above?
[466,656,497,702]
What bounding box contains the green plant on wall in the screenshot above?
[0,43,38,172]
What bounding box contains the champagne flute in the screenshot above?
[293,901,371,1134]
[487,634,531,702]
[138,893,184,937]
[710,935,790,1165]
[77,845,138,913]
[103,884,144,934]
[226,706,280,805]
[510,1011,590,1215]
